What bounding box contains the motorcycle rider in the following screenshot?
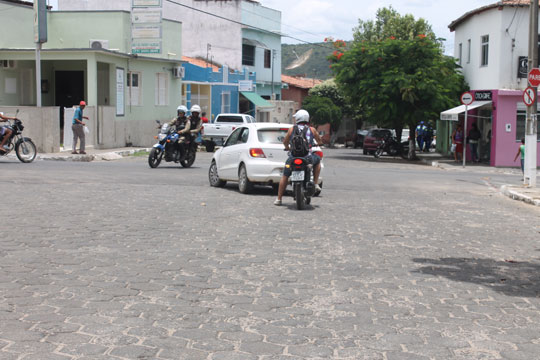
[274,109,323,206]
[168,105,190,160]
[0,112,16,153]
[188,104,203,151]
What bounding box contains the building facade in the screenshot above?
[0,0,183,150]
[442,0,540,167]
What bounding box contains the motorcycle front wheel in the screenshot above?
[180,150,196,168]
[15,138,37,163]
[148,148,163,168]
[374,147,383,158]
[294,183,306,210]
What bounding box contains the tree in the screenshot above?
[331,35,466,159]
[331,8,467,158]
[302,95,342,132]
[353,6,436,43]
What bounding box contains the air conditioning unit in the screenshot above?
[172,66,185,79]
[0,60,16,69]
[89,40,109,50]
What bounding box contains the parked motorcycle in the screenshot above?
[289,152,323,210]
[148,120,196,168]
[0,110,37,163]
[374,133,408,159]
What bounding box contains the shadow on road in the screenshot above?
[327,152,426,166]
[412,257,540,297]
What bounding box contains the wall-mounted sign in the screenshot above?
[132,8,162,23]
[132,0,161,7]
[132,41,162,54]
[116,68,125,116]
[132,25,162,39]
[474,91,492,101]
[518,56,528,79]
[239,80,253,92]
[33,0,47,43]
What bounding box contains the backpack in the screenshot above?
[290,125,310,157]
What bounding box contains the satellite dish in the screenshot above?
[286,49,313,70]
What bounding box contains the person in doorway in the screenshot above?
[416,121,427,151]
[0,112,16,153]
[452,124,464,162]
[468,123,481,163]
[514,138,525,174]
[274,109,323,206]
[72,101,89,154]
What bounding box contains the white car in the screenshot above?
[208,123,323,193]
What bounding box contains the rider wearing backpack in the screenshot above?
[274,109,323,206]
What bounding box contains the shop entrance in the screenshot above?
[55,71,84,145]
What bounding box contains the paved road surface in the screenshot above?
[1,149,539,359]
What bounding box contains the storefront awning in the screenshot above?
[240,91,274,108]
[440,101,492,121]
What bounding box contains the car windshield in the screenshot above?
[370,130,391,138]
[257,128,289,144]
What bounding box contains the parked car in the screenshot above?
[208,123,323,194]
[354,129,368,148]
[362,129,394,155]
[201,113,256,152]
[401,129,410,143]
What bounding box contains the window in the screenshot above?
[217,115,243,123]
[257,128,289,144]
[127,71,142,106]
[239,128,249,143]
[516,109,540,141]
[242,44,255,66]
[224,127,243,147]
[481,35,489,66]
[264,49,271,68]
[155,73,168,106]
[458,43,462,66]
[467,39,471,64]
[221,92,231,114]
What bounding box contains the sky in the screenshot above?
[261,0,492,54]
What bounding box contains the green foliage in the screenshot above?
[302,95,342,131]
[332,35,467,134]
[309,79,345,107]
[353,6,436,43]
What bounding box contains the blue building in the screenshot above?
[181,56,264,122]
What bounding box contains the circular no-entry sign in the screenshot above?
[523,86,536,106]
[460,91,473,106]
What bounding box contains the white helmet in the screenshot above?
[190,104,201,113]
[293,109,310,124]
[177,105,188,114]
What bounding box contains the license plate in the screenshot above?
[291,171,305,181]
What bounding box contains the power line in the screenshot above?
[163,0,334,50]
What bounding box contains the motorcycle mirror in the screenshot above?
[155,120,160,124]
[15,109,19,116]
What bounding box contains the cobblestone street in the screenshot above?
[1,149,540,359]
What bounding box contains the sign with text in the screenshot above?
[132,0,161,7]
[474,91,492,101]
[132,8,162,23]
[132,25,162,39]
[528,68,540,87]
[238,80,253,92]
[116,68,125,116]
[132,41,162,54]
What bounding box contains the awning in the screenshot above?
[240,91,274,108]
[440,101,492,121]
[242,38,268,49]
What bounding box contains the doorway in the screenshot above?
[55,71,84,145]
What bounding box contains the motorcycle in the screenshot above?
[374,133,408,159]
[0,110,37,163]
[289,151,323,210]
[148,120,196,168]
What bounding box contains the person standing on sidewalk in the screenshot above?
[72,101,89,154]
[468,123,481,162]
[452,124,464,162]
[514,138,525,174]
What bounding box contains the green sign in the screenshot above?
[132,42,162,54]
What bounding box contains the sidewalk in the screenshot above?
[416,152,540,207]
[37,146,151,162]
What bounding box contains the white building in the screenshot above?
[57,0,282,121]
[442,0,540,167]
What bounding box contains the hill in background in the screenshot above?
[281,42,338,80]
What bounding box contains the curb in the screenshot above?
[39,148,151,162]
[500,185,540,207]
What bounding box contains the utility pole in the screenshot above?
[271,49,276,100]
[206,44,211,68]
[34,0,47,107]
[526,0,538,186]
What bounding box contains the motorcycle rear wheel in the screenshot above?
[294,183,306,210]
[181,150,196,168]
[15,139,36,163]
[148,148,163,168]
